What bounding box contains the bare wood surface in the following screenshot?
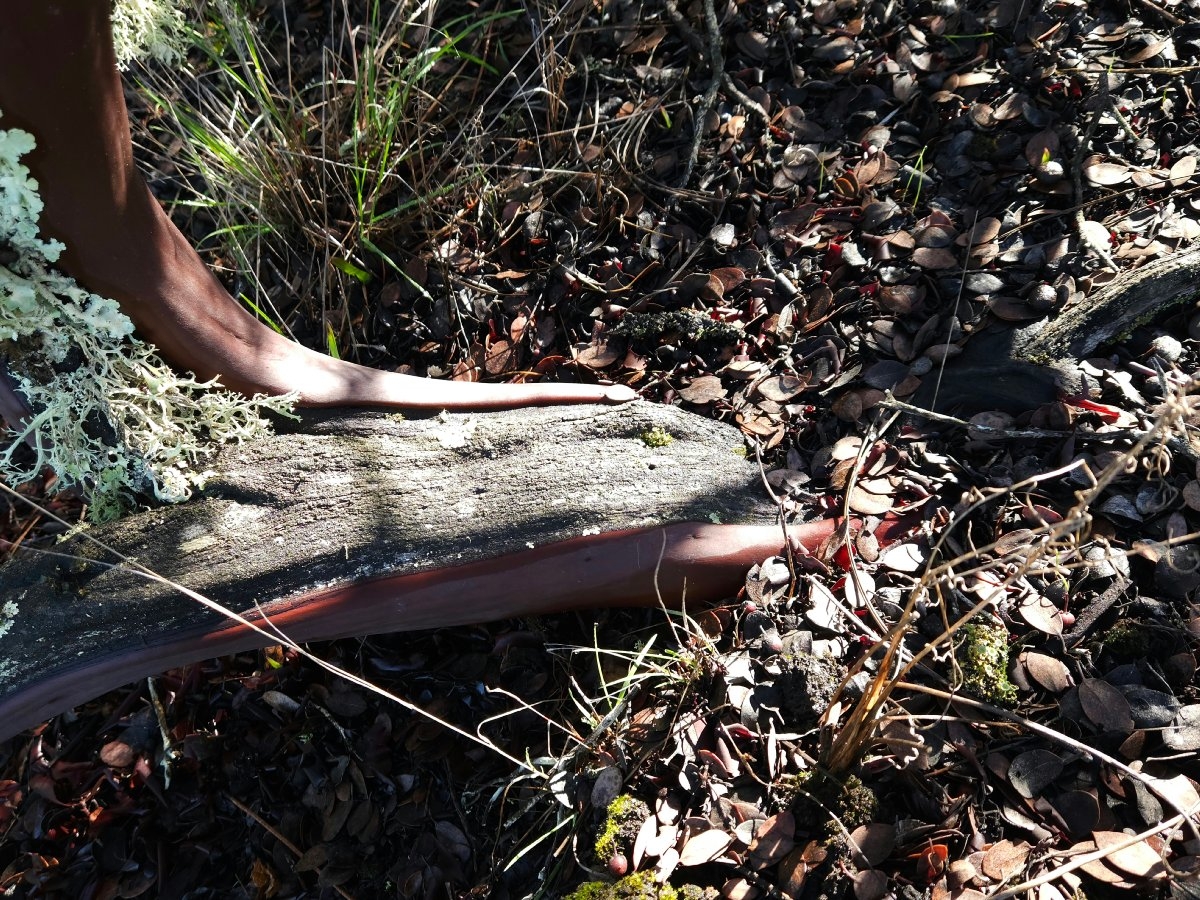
[0,401,776,733]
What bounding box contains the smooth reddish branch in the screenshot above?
[0,518,914,740]
[0,2,632,410]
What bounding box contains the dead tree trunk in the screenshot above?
[0,401,781,738]
[921,246,1200,412]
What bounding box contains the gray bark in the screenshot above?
[0,401,773,729]
[920,246,1200,412]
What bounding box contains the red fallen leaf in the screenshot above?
[1065,396,1123,422]
[914,843,949,882]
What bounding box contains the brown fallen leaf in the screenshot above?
[1017,595,1065,636]
[1092,830,1164,879]
[1020,651,1072,693]
[1008,750,1063,799]
[848,484,893,515]
[853,869,888,900]
[981,839,1031,881]
[576,339,620,368]
[677,374,727,404]
[748,811,795,867]
[757,373,809,402]
[1084,161,1131,186]
[848,823,896,868]
[678,829,734,866]
[1078,679,1135,734]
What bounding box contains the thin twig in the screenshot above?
[899,683,1200,845]
[225,792,358,900]
[879,395,1151,442]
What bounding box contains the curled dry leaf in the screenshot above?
[1019,651,1072,693]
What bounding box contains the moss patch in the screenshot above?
[594,795,649,863]
[638,427,674,448]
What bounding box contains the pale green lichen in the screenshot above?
[957,622,1017,705]
[111,0,189,70]
[0,600,17,640]
[0,114,296,522]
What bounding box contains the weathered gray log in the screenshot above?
[0,401,777,736]
[922,246,1200,412]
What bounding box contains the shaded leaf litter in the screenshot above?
[5,0,1200,897]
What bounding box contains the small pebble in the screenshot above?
[1150,334,1183,363]
[1034,160,1065,183]
[1028,283,1058,312]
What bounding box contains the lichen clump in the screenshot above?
[957,622,1017,705]
[111,0,189,69]
[613,310,742,349]
[0,116,296,521]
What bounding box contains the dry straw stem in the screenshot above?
[821,375,1200,778]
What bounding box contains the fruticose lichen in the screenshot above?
[0,600,17,640]
[111,0,189,69]
[0,114,296,522]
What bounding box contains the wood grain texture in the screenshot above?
[0,401,778,734]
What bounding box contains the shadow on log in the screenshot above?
[0,401,796,739]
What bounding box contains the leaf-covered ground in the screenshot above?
[5,0,1200,897]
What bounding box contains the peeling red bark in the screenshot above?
[0,516,912,741]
